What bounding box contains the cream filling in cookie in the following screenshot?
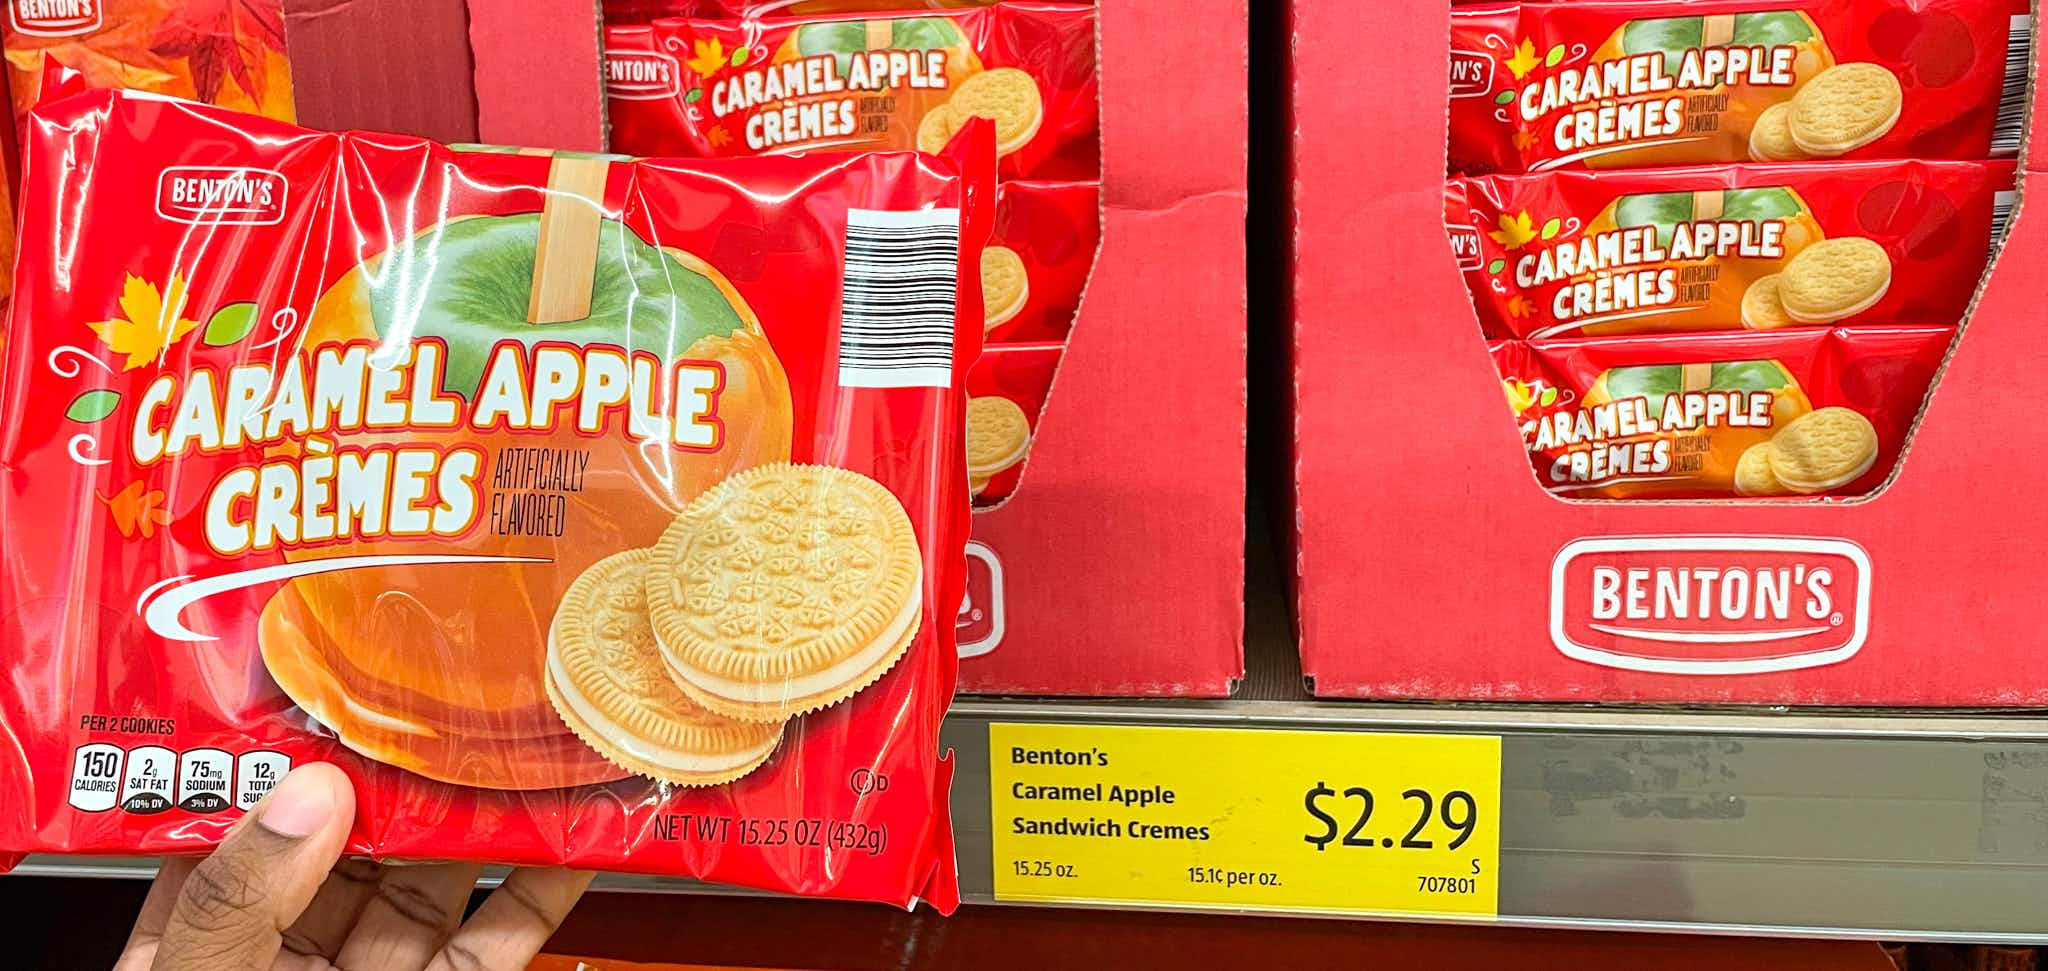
[546,638,780,773]
[1782,277,1890,323]
[659,565,923,704]
[968,439,1030,478]
[1774,447,1879,493]
[986,280,1029,328]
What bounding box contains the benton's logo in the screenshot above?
[606,51,681,101]
[956,540,1004,659]
[155,167,287,226]
[11,0,98,36]
[1448,223,1483,271]
[1448,49,1493,99]
[1550,536,1869,675]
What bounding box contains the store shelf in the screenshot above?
[17,551,2048,943]
[18,699,2048,942]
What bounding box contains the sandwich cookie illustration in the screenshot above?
[981,245,1030,331]
[1788,63,1903,157]
[918,67,1045,158]
[1774,237,1893,323]
[548,549,784,786]
[965,395,1032,495]
[1734,442,1787,497]
[1766,406,1881,494]
[1747,103,1807,162]
[646,463,922,722]
[1740,275,1796,330]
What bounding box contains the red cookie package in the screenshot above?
[0,80,997,910]
[1448,158,2013,339]
[605,1,1098,179]
[1449,0,2028,174]
[1493,325,1952,500]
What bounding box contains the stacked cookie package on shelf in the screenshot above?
[602,0,1102,505]
[1443,0,2027,499]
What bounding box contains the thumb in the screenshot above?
[151,763,356,971]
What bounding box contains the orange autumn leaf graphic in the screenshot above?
[87,273,201,371]
[1504,39,1541,80]
[1487,211,1539,251]
[707,126,733,148]
[98,480,173,539]
[1506,294,1537,319]
[1512,128,1539,152]
[4,0,295,128]
[149,0,288,105]
[688,37,730,78]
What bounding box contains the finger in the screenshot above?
[332,861,484,971]
[150,763,356,971]
[114,857,196,971]
[276,856,384,963]
[429,868,595,971]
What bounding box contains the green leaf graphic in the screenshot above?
[730,47,750,67]
[1732,11,1815,46]
[1713,359,1794,392]
[1494,90,1515,105]
[894,17,964,50]
[1487,258,1507,275]
[1544,44,1565,67]
[685,87,704,103]
[1622,16,1704,59]
[1540,218,1562,240]
[202,302,260,347]
[64,389,121,423]
[1614,191,1695,250]
[1722,187,1802,224]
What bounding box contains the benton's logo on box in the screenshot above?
[10,0,98,37]
[1447,224,1483,271]
[607,51,681,101]
[1448,50,1493,99]
[155,167,286,226]
[1550,536,1869,675]
[956,541,1004,659]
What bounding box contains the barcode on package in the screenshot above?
[838,208,961,389]
[1992,14,2032,156]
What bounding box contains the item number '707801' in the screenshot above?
[1549,536,1870,675]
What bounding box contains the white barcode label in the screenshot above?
[837,208,961,389]
[1992,188,2018,255]
[1992,14,2032,156]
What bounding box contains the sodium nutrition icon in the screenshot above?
[177,748,235,812]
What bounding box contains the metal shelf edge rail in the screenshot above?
[17,700,2048,942]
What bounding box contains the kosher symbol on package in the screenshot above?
[0,83,995,910]
[1448,0,2030,173]
[604,0,1098,179]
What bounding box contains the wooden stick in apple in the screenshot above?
[528,153,611,324]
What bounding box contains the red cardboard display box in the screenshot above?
[1288,0,2048,704]
[282,0,604,150]
[955,0,1247,696]
[596,0,1245,696]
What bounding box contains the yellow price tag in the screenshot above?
[988,723,1502,919]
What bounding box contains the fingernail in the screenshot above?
[256,768,335,839]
